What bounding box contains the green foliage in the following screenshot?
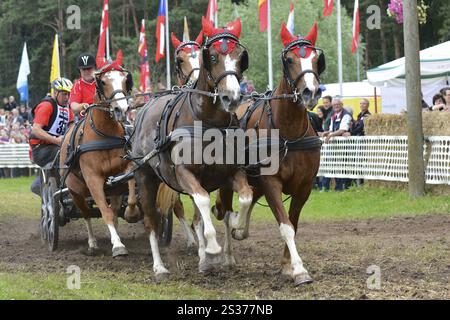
[0,0,448,104]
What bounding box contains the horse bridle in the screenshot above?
[281,39,325,99]
[174,41,201,85]
[202,32,249,99]
[95,65,133,105]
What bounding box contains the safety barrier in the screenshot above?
[318,136,450,185]
[0,144,36,168]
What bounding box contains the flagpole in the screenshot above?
[356,46,361,82]
[337,0,343,96]
[267,0,273,90]
[106,27,110,61]
[165,0,171,88]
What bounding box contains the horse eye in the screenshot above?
[177,58,184,64]
[211,55,217,63]
[287,57,294,64]
[101,80,106,85]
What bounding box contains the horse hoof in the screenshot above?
[87,246,100,256]
[199,253,223,273]
[294,273,314,286]
[155,271,170,282]
[112,246,129,258]
[223,255,237,268]
[231,228,248,241]
[124,208,141,223]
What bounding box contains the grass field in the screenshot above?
[2,176,450,222]
[1,177,449,300]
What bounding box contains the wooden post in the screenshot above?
[403,0,425,198]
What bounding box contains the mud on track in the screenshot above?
[1,214,449,299]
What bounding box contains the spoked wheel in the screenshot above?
[158,209,173,247]
[39,173,48,244]
[42,177,60,251]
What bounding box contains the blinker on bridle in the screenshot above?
[174,41,201,84]
[281,39,324,103]
[203,32,248,103]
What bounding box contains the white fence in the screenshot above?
[2,138,450,185]
[318,136,450,185]
[0,144,36,168]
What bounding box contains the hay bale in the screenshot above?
[365,113,450,136]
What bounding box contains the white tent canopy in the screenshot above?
[367,41,450,114]
[367,41,450,87]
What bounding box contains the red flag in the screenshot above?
[155,0,166,63]
[138,19,151,94]
[96,0,109,68]
[351,0,360,54]
[323,0,333,17]
[206,0,217,26]
[258,0,268,32]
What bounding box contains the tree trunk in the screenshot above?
[404,0,425,198]
[393,29,402,59]
[378,0,388,63]
[129,0,140,38]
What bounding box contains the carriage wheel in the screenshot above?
[158,210,173,247]
[45,177,60,251]
[39,177,48,244]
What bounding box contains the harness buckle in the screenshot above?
[293,88,299,103]
[213,87,219,104]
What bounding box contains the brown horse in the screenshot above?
[214,22,325,285]
[130,17,252,277]
[59,53,135,257]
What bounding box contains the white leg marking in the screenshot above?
[223,212,236,266]
[178,217,196,248]
[107,224,125,249]
[149,231,169,275]
[192,194,221,255]
[194,220,206,265]
[279,223,309,277]
[230,196,252,230]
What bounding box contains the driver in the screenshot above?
[30,77,74,167]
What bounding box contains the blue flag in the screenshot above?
[16,43,30,102]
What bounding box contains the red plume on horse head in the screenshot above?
[280,21,318,47]
[97,50,125,72]
[202,16,242,39]
[171,32,182,49]
[194,31,203,46]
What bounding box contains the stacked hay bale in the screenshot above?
[364,113,450,194]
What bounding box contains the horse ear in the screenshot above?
[305,22,318,46]
[171,32,181,49]
[116,50,123,66]
[202,16,215,37]
[280,22,296,47]
[195,31,203,46]
[227,18,241,38]
[96,56,106,69]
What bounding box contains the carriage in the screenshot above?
[38,153,173,251]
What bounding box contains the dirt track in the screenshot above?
[1,214,449,299]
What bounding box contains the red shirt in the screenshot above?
[70,78,96,105]
[30,101,74,145]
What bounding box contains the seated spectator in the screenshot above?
[10,108,24,126]
[2,97,8,109]
[321,95,333,131]
[350,98,372,136]
[0,108,6,126]
[440,87,450,110]
[431,94,445,111]
[0,129,9,144]
[19,105,30,122]
[5,96,17,111]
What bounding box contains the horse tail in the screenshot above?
[156,183,178,216]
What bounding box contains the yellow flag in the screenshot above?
[50,34,61,92]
